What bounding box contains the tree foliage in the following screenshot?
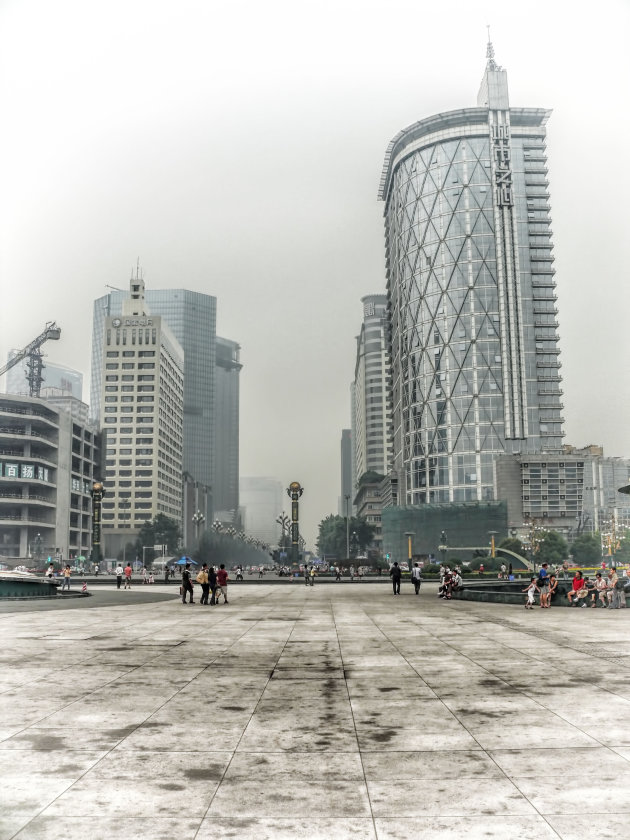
[534,530,569,566]
[570,532,601,565]
[316,514,376,559]
[137,514,182,554]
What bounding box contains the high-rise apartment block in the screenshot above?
[0,393,102,562]
[351,295,392,493]
[98,276,184,551]
[379,44,563,506]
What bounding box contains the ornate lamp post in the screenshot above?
[276,512,290,557]
[286,482,304,567]
[439,530,448,567]
[192,510,206,545]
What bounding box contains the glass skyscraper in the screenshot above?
[91,287,216,496]
[379,45,564,505]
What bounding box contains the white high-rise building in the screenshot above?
[98,273,184,553]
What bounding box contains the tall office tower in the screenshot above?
[98,275,184,552]
[338,428,353,515]
[352,295,392,486]
[5,355,83,399]
[379,43,564,505]
[213,337,242,520]
[91,283,216,520]
[239,477,283,545]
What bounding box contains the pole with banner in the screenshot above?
[286,481,304,567]
[90,481,105,568]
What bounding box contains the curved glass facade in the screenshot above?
[380,79,564,506]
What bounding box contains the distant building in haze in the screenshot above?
[5,355,83,400]
[351,295,391,493]
[239,477,283,545]
[213,337,242,522]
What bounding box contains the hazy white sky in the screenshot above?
[1,0,629,546]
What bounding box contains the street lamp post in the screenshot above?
[286,482,304,567]
[439,530,448,567]
[488,530,498,559]
[404,531,415,569]
[344,494,351,561]
[276,512,290,560]
[192,510,206,546]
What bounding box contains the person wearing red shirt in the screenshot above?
[123,563,133,590]
[216,564,229,604]
[567,571,585,605]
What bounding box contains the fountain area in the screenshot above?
[0,570,61,599]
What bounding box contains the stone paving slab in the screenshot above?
[1,583,630,839]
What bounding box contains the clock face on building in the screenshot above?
[112,318,122,328]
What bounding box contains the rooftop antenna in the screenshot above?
[486,25,499,71]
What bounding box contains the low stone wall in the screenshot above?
[0,576,60,599]
[450,579,630,608]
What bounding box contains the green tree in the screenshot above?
[137,514,181,556]
[316,514,375,559]
[535,530,568,566]
[570,532,601,565]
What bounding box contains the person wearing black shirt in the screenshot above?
[182,563,195,604]
[389,562,402,596]
[208,566,218,605]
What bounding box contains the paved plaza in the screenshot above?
[1,581,630,840]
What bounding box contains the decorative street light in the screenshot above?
[344,494,351,560]
[276,512,290,555]
[439,530,448,567]
[192,510,206,545]
[211,520,223,534]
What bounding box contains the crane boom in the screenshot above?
[0,322,61,397]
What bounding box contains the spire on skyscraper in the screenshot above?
[486,25,500,71]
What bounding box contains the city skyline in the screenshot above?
[1,1,628,546]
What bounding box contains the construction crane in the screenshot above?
[0,322,61,398]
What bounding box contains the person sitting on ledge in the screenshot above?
[566,570,585,606]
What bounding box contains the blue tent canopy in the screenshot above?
[176,556,198,566]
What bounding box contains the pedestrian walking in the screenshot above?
[335,566,341,581]
[522,576,540,609]
[164,567,170,583]
[309,566,316,586]
[197,563,210,604]
[411,562,422,595]
[304,565,310,586]
[61,564,71,591]
[209,565,218,604]
[115,563,123,589]
[123,563,132,590]
[46,563,54,580]
[216,564,229,603]
[181,562,194,604]
[389,561,402,595]
[142,566,148,584]
[94,564,99,577]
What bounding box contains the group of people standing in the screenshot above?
[181,562,229,605]
[114,563,133,589]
